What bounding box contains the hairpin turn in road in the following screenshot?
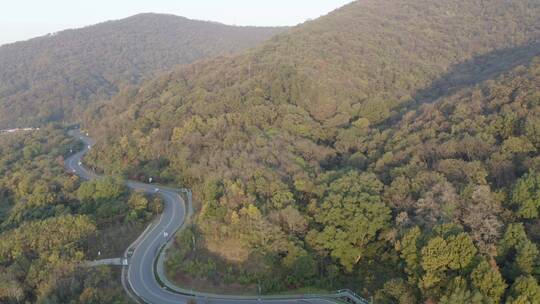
[65,129,368,304]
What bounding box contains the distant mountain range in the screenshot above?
[0,13,285,128]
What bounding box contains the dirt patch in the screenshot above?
[205,237,250,263]
[172,271,258,295]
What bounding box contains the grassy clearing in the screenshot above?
[85,220,150,259]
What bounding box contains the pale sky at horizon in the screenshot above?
[1,0,353,46]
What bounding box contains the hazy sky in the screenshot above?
[1,0,352,46]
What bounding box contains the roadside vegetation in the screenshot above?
[160,54,540,301]
[1,0,540,302]
[82,0,540,301]
[0,126,162,303]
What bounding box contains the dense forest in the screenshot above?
[78,0,540,301]
[1,0,540,302]
[0,127,163,303]
[0,13,285,128]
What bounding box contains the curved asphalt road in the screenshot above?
[65,130,360,304]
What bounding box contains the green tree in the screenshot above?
[439,287,483,304]
[203,179,223,202]
[283,248,316,285]
[308,172,391,271]
[375,279,417,304]
[149,196,164,215]
[514,241,539,275]
[497,223,539,281]
[506,276,540,304]
[271,190,295,209]
[128,192,148,211]
[498,223,529,258]
[396,226,423,283]
[501,137,536,155]
[420,236,450,289]
[525,116,540,149]
[470,260,507,303]
[446,233,477,270]
[420,233,477,290]
[511,172,540,219]
[77,182,96,202]
[93,177,126,202]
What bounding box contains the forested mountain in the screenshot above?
[0,13,284,128]
[81,0,540,301]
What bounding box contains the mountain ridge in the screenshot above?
[1,0,540,302]
[0,13,286,128]
[1,12,290,48]
[79,1,540,298]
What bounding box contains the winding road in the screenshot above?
[65,129,367,304]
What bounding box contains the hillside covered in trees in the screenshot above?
[0,13,285,128]
[80,0,540,301]
[0,127,164,303]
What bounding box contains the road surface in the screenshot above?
[65,130,366,304]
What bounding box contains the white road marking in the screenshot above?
[67,130,355,304]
